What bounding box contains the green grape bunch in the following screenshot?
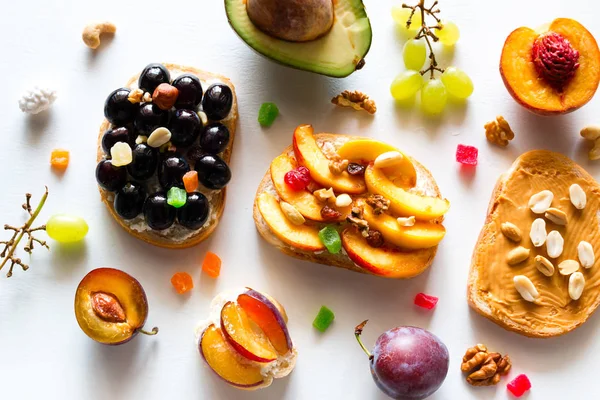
[390,0,473,115]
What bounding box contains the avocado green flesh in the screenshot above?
[225,0,372,78]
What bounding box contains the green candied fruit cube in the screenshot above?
[167,187,187,208]
[313,306,335,332]
[258,102,279,127]
[318,226,341,254]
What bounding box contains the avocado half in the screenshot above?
[224,0,372,78]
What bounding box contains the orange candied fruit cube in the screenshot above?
[183,171,199,193]
[202,252,221,278]
[50,149,70,169]
[171,272,194,294]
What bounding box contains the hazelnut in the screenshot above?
[152,83,179,110]
[532,32,580,91]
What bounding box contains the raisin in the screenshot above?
[347,163,366,176]
[321,205,342,221]
[366,229,384,248]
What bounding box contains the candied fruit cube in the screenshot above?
[313,306,335,332]
[507,374,531,397]
[202,252,221,278]
[167,187,187,208]
[318,226,342,254]
[183,171,199,193]
[50,149,70,169]
[414,292,438,310]
[171,272,194,294]
[258,102,279,127]
[456,144,478,166]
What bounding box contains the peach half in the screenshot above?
[500,18,600,115]
[74,268,158,345]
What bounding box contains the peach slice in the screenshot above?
[336,139,417,188]
[256,192,325,251]
[364,165,449,220]
[342,229,434,278]
[74,268,157,345]
[270,153,345,221]
[200,324,266,388]
[362,204,446,249]
[221,301,278,363]
[238,289,293,355]
[292,124,366,194]
[500,18,600,115]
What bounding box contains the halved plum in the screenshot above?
[200,324,266,388]
[237,289,293,355]
[74,268,158,345]
[220,301,278,363]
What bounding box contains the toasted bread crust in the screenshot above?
[468,150,600,338]
[96,63,237,249]
[253,133,441,277]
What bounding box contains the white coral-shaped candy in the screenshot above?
[18,87,57,114]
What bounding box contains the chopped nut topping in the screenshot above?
[135,135,148,144]
[544,207,567,225]
[128,88,144,104]
[484,115,515,147]
[365,229,384,248]
[514,275,539,302]
[347,210,369,233]
[142,92,152,103]
[335,193,352,208]
[331,90,377,114]
[320,205,342,221]
[366,194,390,215]
[528,190,554,214]
[462,344,511,387]
[313,187,336,203]
[329,159,349,175]
[397,216,416,227]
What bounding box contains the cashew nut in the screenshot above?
[580,125,600,160]
[82,21,117,49]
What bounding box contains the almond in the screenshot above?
[513,275,539,302]
[529,218,547,247]
[578,241,595,268]
[568,272,585,301]
[546,230,564,258]
[528,190,553,214]
[501,222,522,242]
[147,127,172,148]
[280,201,305,225]
[153,83,179,110]
[507,246,530,265]
[558,260,579,276]
[374,151,404,169]
[544,208,567,225]
[534,255,555,277]
[569,183,586,210]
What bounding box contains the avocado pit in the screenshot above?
[246,0,334,42]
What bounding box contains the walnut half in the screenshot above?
[461,344,511,387]
[331,90,377,114]
[484,115,515,147]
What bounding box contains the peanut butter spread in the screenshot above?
[472,151,600,336]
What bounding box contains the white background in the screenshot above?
[1,0,599,399]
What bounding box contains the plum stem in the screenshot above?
[354,320,373,359]
[139,326,159,336]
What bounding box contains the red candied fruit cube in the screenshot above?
[284,166,311,190]
[414,292,438,310]
[507,374,531,397]
[456,144,478,166]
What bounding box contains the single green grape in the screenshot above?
[441,67,474,99]
[437,20,460,46]
[46,214,89,243]
[167,187,187,208]
[420,79,448,115]
[390,70,424,101]
[391,6,422,36]
[403,39,426,70]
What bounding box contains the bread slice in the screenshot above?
[253,133,443,277]
[96,63,237,249]
[468,150,600,338]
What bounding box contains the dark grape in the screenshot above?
[200,123,230,154]
[172,74,203,109]
[134,103,169,136]
[195,154,231,190]
[177,192,209,230]
[201,84,233,120]
[138,63,171,93]
[159,154,190,189]
[104,88,137,125]
[187,145,204,164]
[143,192,176,230]
[102,126,134,154]
[95,160,127,192]
[169,109,201,147]
[127,143,158,180]
[114,182,146,219]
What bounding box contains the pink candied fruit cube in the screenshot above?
[456,144,478,166]
[507,374,531,397]
[414,292,438,310]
